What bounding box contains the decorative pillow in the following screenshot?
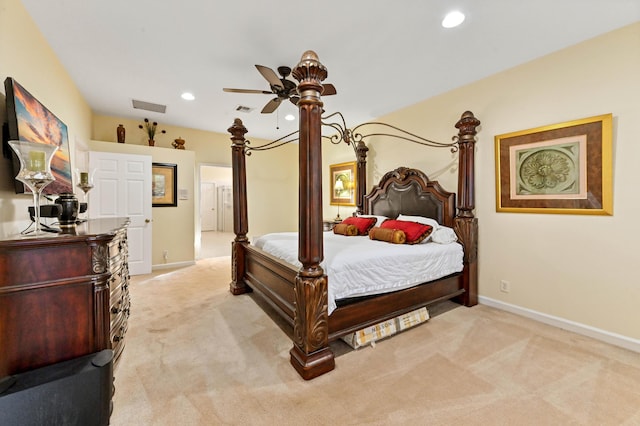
[396,214,440,230]
[396,214,440,243]
[341,216,377,235]
[368,227,406,244]
[333,223,358,236]
[431,226,458,244]
[357,214,389,227]
[380,220,433,244]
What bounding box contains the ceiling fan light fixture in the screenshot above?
[284,114,295,121]
[442,10,465,28]
[181,92,195,101]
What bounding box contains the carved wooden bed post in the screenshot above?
[453,111,481,306]
[289,50,335,379]
[354,140,369,215]
[228,118,250,295]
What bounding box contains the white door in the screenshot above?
[200,182,217,231]
[89,151,152,275]
[217,185,233,232]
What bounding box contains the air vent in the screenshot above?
[235,105,254,113]
[132,99,167,114]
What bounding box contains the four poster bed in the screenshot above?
[228,51,480,380]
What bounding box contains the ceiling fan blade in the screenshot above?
[255,65,284,90]
[223,88,272,94]
[289,96,300,105]
[322,83,337,96]
[261,97,282,114]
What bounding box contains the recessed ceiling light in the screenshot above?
[285,114,295,121]
[442,10,465,28]
[181,92,195,101]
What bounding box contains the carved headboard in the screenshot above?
[363,167,456,227]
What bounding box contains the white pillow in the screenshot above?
[357,214,389,227]
[396,214,439,230]
[431,226,458,244]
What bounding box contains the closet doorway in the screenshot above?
[199,164,234,258]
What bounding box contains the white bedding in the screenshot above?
[252,232,463,314]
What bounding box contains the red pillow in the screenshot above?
[341,216,377,235]
[380,220,433,244]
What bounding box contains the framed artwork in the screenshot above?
[4,77,73,195]
[152,162,177,207]
[330,161,356,206]
[495,113,612,215]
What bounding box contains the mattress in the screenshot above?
[252,232,463,314]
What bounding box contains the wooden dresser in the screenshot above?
[0,218,131,378]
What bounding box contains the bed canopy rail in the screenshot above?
[228,50,480,380]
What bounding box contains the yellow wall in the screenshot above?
[323,23,640,341]
[0,0,92,238]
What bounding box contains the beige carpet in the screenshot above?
[111,257,640,425]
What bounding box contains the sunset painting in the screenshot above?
[5,78,72,194]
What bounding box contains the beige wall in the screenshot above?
[92,114,299,240]
[0,0,92,238]
[323,23,640,341]
[4,0,638,342]
[87,140,196,267]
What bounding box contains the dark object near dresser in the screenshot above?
[0,350,113,426]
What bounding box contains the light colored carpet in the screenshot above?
[111,257,640,425]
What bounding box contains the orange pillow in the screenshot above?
[333,223,358,236]
[380,220,433,244]
[341,216,377,235]
[368,227,406,244]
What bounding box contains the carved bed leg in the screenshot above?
[289,51,335,379]
[290,274,335,380]
[229,118,251,295]
[454,217,478,306]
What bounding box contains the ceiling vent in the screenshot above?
[132,99,167,114]
[235,105,254,113]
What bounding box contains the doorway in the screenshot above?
[199,164,234,258]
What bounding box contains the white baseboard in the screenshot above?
[152,260,196,271]
[478,296,640,353]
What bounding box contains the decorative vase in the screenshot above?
[172,137,185,150]
[148,139,155,146]
[8,140,58,236]
[55,193,79,228]
[117,124,126,143]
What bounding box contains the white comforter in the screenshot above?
[252,232,463,314]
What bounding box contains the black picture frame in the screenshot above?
[152,162,177,207]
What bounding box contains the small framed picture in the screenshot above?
[330,161,356,206]
[152,162,177,207]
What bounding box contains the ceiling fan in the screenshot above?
[223,65,337,114]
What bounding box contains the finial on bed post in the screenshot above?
[454,111,480,307]
[228,118,251,295]
[289,50,335,380]
[355,140,369,215]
